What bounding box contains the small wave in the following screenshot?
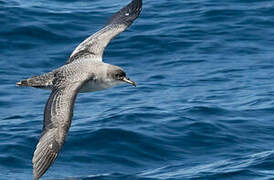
[140,150,274,179]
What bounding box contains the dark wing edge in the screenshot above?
[66,0,142,64]
[106,0,142,27]
[32,81,87,180]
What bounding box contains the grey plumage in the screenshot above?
[17,72,54,89]
[33,81,89,180]
[68,0,142,64]
[16,0,142,179]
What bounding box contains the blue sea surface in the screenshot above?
[1,0,274,179]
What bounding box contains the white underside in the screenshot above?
[79,79,123,93]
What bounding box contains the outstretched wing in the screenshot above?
[32,72,91,180]
[67,0,142,64]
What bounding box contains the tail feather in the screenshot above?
[16,72,54,89]
[16,80,29,86]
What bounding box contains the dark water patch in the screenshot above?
[0,155,26,168]
[250,151,274,171]
[3,25,68,44]
[3,115,24,120]
[203,9,245,23]
[185,106,229,116]
[67,128,175,161]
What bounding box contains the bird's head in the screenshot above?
[107,65,136,87]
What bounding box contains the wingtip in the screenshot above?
[16,80,28,87]
[129,0,143,16]
[33,165,41,180]
[32,159,41,180]
[33,165,45,180]
[33,171,39,180]
[16,81,22,86]
[127,0,143,19]
[106,0,143,26]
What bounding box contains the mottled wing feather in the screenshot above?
[32,128,59,180]
[32,79,89,180]
[66,0,142,64]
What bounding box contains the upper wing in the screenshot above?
[32,72,91,180]
[66,0,142,64]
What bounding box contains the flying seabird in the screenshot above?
[16,0,142,179]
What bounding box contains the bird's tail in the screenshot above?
[16,72,54,89]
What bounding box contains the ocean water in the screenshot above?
[1,0,274,179]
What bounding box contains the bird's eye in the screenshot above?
[114,71,126,80]
[116,74,122,79]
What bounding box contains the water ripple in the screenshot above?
[1,0,274,179]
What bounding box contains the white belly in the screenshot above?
[79,79,120,93]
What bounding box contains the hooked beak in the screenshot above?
[122,77,136,87]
